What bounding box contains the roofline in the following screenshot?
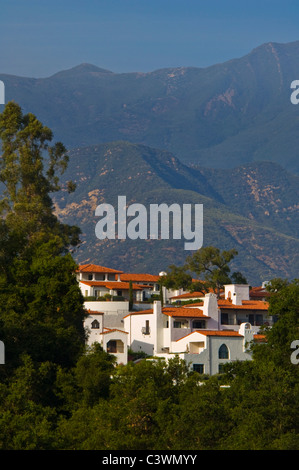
[176,329,243,341]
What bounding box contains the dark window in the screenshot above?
[256,314,263,326]
[193,364,204,374]
[193,320,206,329]
[219,344,229,359]
[221,313,229,325]
[88,274,93,280]
[107,340,117,353]
[91,319,100,329]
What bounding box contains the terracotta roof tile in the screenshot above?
[124,306,208,318]
[176,329,243,341]
[170,292,205,300]
[198,330,243,337]
[77,264,123,274]
[163,307,207,318]
[120,273,160,282]
[101,328,129,335]
[80,280,143,290]
[218,299,269,310]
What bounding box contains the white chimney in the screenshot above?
[225,284,249,305]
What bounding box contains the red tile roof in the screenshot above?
[120,273,160,282]
[123,306,208,319]
[250,287,271,298]
[176,329,243,341]
[170,292,205,300]
[253,334,267,342]
[85,309,104,315]
[163,307,207,318]
[218,299,269,310]
[80,280,143,290]
[101,328,129,335]
[123,309,154,318]
[198,330,243,337]
[77,264,123,274]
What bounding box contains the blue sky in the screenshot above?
[1,0,299,77]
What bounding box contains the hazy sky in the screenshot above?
[1,0,299,77]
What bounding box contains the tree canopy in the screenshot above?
[161,246,246,298]
[0,103,298,451]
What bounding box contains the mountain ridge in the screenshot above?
[52,141,299,284]
[2,40,299,173]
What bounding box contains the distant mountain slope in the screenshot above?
[52,141,299,285]
[2,40,299,173]
[198,161,299,238]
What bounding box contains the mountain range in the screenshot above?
[1,40,299,173]
[1,40,299,284]
[53,141,299,285]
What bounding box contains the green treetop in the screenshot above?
[0,102,85,373]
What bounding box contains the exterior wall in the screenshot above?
[84,301,129,315]
[156,333,252,375]
[100,330,128,365]
[124,311,156,356]
[165,324,254,374]
[80,282,93,297]
[78,272,121,282]
[171,331,207,354]
[205,335,251,375]
[220,310,272,333]
[224,284,250,305]
[84,314,104,346]
[123,301,170,356]
[123,299,257,375]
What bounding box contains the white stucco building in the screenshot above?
[123,297,257,374]
[78,264,270,373]
[84,309,129,365]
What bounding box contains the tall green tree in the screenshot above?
[222,278,299,449]
[186,246,238,298]
[0,102,85,373]
[161,246,242,298]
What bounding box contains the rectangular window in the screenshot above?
[221,313,229,325]
[173,321,182,328]
[256,314,263,326]
[142,321,150,335]
[107,340,117,353]
[193,364,204,374]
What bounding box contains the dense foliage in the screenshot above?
[0,103,298,450]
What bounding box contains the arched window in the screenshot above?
[91,319,100,329]
[219,343,229,359]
